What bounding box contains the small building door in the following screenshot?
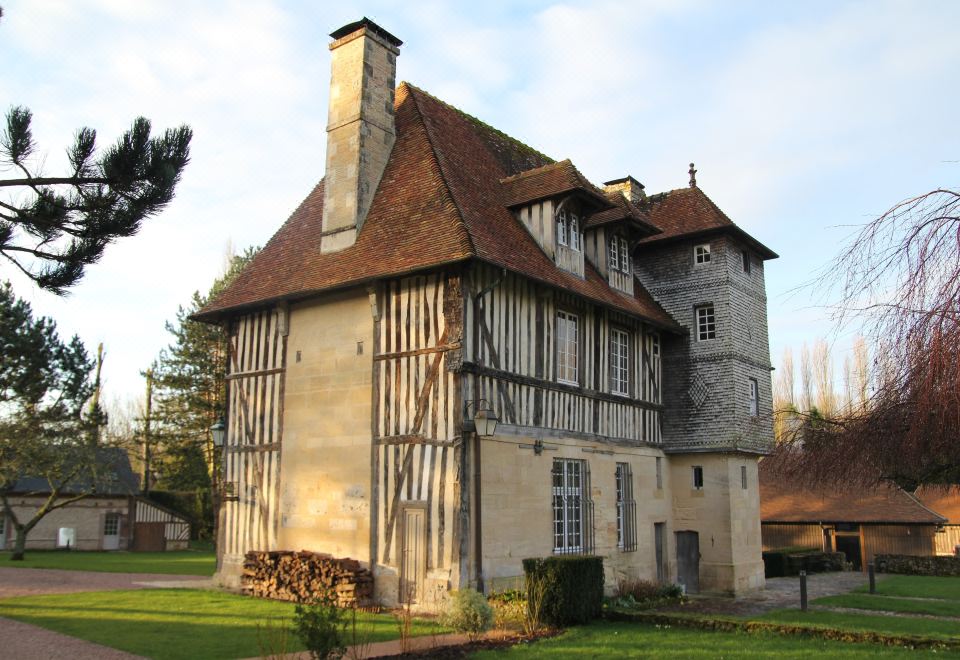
[103,513,121,550]
[675,531,700,594]
[400,508,425,604]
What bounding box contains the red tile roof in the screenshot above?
[586,190,660,236]
[199,83,678,330]
[500,159,612,209]
[759,460,946,524]
[637,187,778,259]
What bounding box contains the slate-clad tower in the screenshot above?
[632,172,778,593]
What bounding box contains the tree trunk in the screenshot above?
[10,526,27,561]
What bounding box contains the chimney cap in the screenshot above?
[330,17,403,48]
[603,175,644,190]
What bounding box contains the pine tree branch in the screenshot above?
[0,176,111,188]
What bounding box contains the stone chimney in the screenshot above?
[603,175,646,205]
[321,18,402,254]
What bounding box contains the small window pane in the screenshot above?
[557,311,579,384]
[557,210,568,246]
[742,250,751,273]
[695,244,711,264]
[741,465,748,489]
[619,238,630,272]
[610,328,629,395]
[692,466,704,489]
[696,305,716,341]
[608,236,619,271]
[569,215,580,251]
[748,378,759,416]
[655,457,663,490]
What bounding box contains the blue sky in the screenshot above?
[2,0,958,403]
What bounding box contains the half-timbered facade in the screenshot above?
[198,18,778,604]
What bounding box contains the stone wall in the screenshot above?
[875,553,960,577]
[1,497,131,551]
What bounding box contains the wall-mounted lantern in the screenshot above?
[463,399,499,437]
[210,418,226,448]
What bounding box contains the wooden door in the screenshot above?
[675,531,700,594]
[400,509,425,604]
[133,522,166,552]
[654,522,666,583]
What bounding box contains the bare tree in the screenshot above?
[772,189,960,490]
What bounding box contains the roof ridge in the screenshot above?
[401,82,555,166]
[406,85,477,259]
[900,487,949,524]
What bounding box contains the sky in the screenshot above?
[2,0,959,404]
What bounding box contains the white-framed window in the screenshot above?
[696,304,716,341]
[655,456,663,490]
[748,378,759,416]
[616,462,637,552]
[742,249,752,274]
[741,465,748,490]
[695,243,711,264]
[608,235,630,273]
[692,466,704,490]
[556,311,579,385]
[104,513,120,536]
[610,328,629,396]
[651,333,660,357]
[557,209,581,251]
[552,458,593,554]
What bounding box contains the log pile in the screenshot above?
[242,550,374,606]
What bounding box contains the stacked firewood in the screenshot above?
[242,550,374,607]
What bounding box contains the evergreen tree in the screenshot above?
[0,282,102,559]
[0,106,192,294]
[148,249,258,497]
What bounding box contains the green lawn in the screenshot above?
[470,620,956,658]
[1,549,215,575]
[815,592,960,618]
[852,575,960,601]
[0,588,446,660]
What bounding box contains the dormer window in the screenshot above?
[557,209,581,252]
[695,244,711,265]
[608,235,630,273]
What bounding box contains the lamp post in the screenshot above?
[210,418,226,561]
[463,399,497,595]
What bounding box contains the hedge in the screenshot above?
[523,555,604,626]
[875,554,960,577]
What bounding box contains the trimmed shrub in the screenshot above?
[440,589,493,639]
[522,555,604,626]
[876,554,960,577]
[609,579,683,611]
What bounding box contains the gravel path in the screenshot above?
[0,567,211,659]
[0,616,146,660]
[0,566,211,598]
[662,571,869,616]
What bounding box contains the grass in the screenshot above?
[1,549,215,575]
[852,575,960,601]
[469,620,954,658]
[815,592,960,618]
[0,588,447,660]
[755,609,960,641]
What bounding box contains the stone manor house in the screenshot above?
[198,18,777,606]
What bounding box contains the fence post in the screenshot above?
[868,562,876,594]
[799,570,808,612]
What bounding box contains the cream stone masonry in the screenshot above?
[279,291,374,560]
[321,22,401,253]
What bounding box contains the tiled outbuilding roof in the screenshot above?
[916,486,960,523]
[759,461,946,525]
[637,187,778,259]
[199,83,678,329]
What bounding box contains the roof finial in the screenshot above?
[688,162,697,188]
